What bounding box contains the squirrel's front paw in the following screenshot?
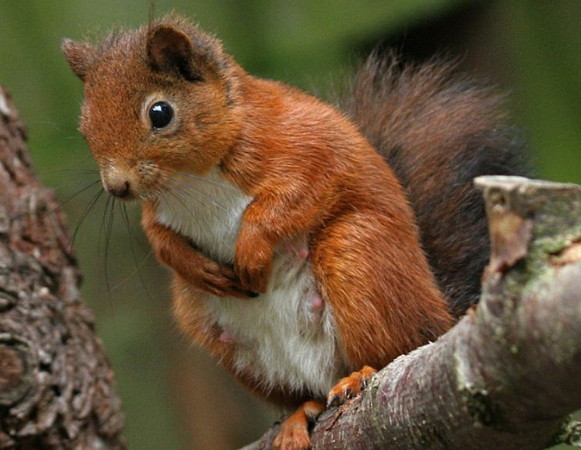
[196,261,257,299]
[235,233,274,293]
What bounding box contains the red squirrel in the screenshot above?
[62,14,525,450]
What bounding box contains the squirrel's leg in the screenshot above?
[312,211,452,402]
[273,399,325,450]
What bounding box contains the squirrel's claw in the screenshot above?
[326,365,377,408]
[198,262,257,299]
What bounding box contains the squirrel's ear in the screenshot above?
[146,25,207,82]
[62,39,96,82]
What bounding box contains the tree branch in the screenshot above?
[244,176,581,449]
[0,87,125,448]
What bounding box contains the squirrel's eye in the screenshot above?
[149,101,174,130]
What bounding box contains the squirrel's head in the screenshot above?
[62,16,242,200]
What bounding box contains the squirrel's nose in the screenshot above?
[106,180,132,198]
[102,167,135,200]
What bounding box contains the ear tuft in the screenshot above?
[146,26,201,82]
[62,39,96,81]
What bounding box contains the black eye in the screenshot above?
[149,101,174,130]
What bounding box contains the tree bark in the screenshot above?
[0,87,124,449]
[244,176,581,449]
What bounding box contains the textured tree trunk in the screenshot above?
[0,87,125,449]
[244,176,581,449]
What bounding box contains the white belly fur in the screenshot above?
[155,169,340,398]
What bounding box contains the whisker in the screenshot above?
[44,166,100,177]
[150,170,223,217]
[106,247,155,295]
[120,201,150,254]
[107,202,155,300]
[159,183,205,223]
[161,174,229,214]
[159,181,235,250]
[55,179,102,209]
[46,169,101,193]
[70,187,105,247]
[105,199,117,258]
[9,179,102,226]
[99,195,116,292]
[159,166,239,193]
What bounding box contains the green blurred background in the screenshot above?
[1,1,580,449]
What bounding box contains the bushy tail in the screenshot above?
[340,54,528,316]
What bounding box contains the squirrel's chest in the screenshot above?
[155,169,250,264]
[154,169,341,397]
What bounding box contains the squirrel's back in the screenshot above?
[341,55,528,315]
